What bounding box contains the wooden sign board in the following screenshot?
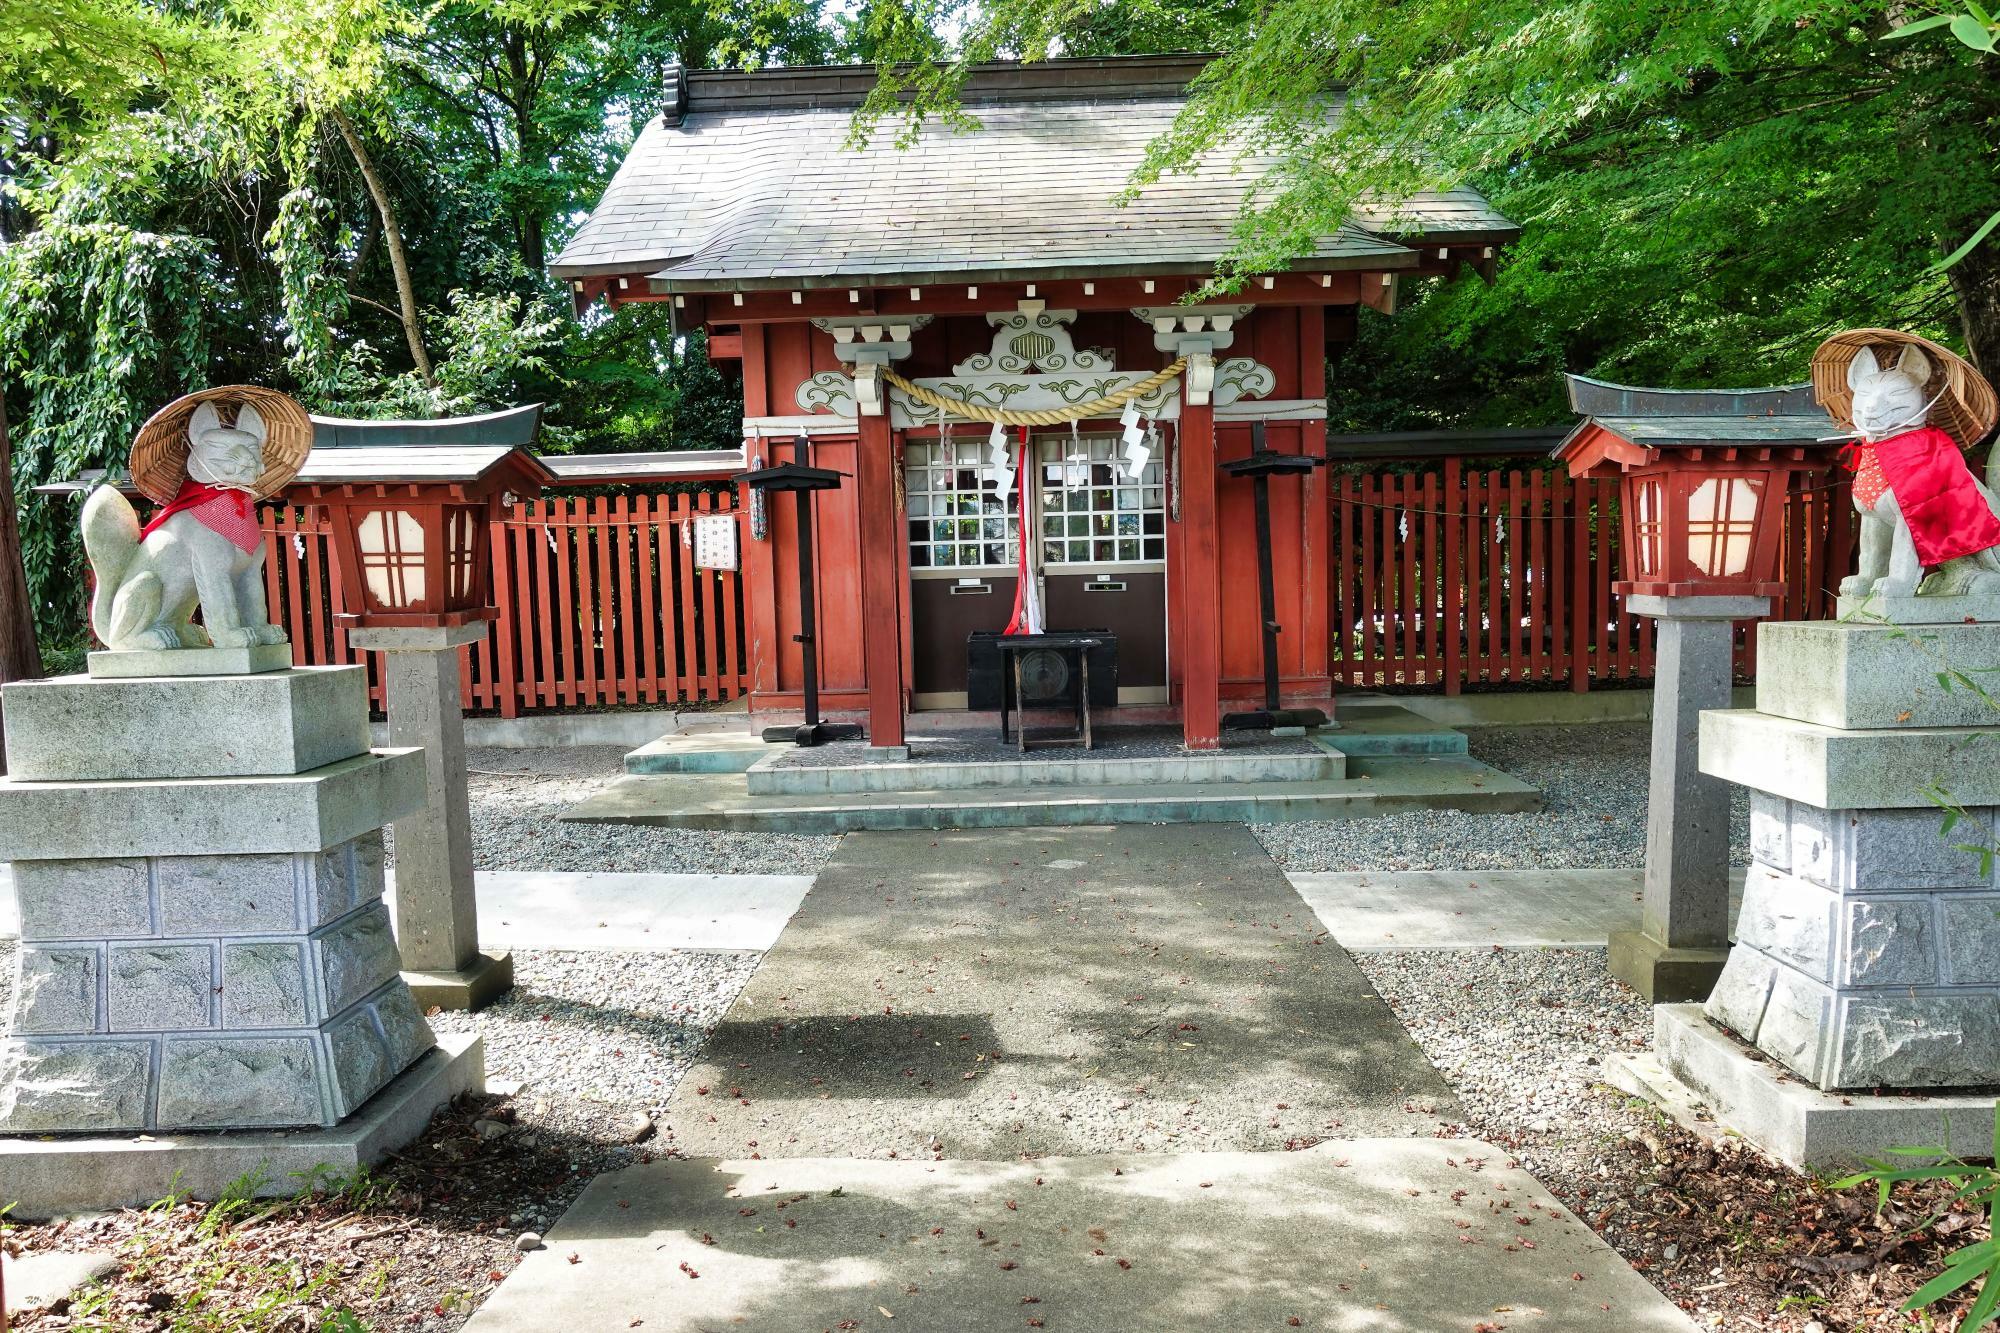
[693,512,740,571]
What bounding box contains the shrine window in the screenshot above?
[904,439,1021,569]
[1037,435,1166,566]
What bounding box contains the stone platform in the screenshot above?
[0,666,445,1144]
[1610,1007,1996,1169]
[0,1033,482,1217]
[1610,616,2000,1167]
[587,704,1530,832]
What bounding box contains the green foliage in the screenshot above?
[1835,1108,2000,1329]
[0,223,221,643]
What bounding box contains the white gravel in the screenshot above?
[1256,722,1749,871]
[430,946,762,1142]
[1354,946,1675,1239]
[451,744,839,876]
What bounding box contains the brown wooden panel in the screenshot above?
[1045,571,1167,688]
[910,575,1017,694]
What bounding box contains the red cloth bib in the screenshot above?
[1848,427,2000,568]
[139,480,263,554]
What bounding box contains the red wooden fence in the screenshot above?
[262,492,749,717]
[1328,459,1861,693]
[262,467,1859,713]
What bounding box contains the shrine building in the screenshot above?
[550,54,1518,749]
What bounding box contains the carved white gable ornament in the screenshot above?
[797,307,1274,427]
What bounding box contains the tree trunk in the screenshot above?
[1951,229,2000,380]
[0,393,46,775]
[331,108,435,386]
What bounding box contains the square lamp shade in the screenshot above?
[287,410,553,628]
[1556,380,1828,599]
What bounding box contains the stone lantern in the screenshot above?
[1556,377,1825,1000]
[291,405,553,1010]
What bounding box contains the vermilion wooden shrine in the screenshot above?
[551,55,1519,748]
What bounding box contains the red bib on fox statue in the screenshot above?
[1856,425,2000,569]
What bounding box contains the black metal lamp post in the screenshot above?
[1220,422,1329,732]
[735,435,864,747]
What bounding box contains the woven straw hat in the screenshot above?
[127,385,312,505]
[1810,328,1998,452]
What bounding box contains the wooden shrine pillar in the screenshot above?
[855,410,907,747]
[1178,391,1223,750]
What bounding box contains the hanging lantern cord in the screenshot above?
[881,358,1188,426]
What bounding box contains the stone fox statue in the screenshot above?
[82,403,289,652]
[1840,344,2000,599]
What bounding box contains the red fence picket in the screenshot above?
[262,491,751,715]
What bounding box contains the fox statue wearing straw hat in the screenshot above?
[81,388,308,652]
[1815,330,2000,600]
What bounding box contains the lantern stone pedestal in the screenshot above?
[348,623,511,1012]
[1610,593,1771,1002]
[0,664,483,1214]
[1609,617,2000,1167]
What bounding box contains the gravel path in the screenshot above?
[449,744,839,875]
[429,947,761,1152]
[1257,722,1749,871]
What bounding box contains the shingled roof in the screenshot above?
[550,55,1518,291]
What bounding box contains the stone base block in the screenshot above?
[3,667,370,781]
[1754,619,2000,731]
[87,643,293,678]
[0,1033,480,1219]
[0,749,425,859]
[1608,929,1729,1003]
[404,950,514,1012]
[1634,1006,1997,1169]
[0,973,436,1132]
[1837,591,2000,626]
[1699,709,2000,809]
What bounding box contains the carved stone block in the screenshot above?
[12,859,151,941]
[14,948,101,1035]
[314,904,402,1018]
[0,1040,153,1133]
[220,942,310,1029]
[108,945,214,1031]
[157,1036,324,1129]
[158,854,299,936]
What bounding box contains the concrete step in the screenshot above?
[562,755,1539,833]
[1322,702,1469,757]
[623,731,766,774]
[743,746,1343,795]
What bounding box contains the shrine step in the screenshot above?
[624,731,767,774]
[560,755,1538,833]
[1320,702,1470,757]
[742,746,1343,796]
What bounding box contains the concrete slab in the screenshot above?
[0,1033,482,1218]
[1291,868,1749,949]
[658,825,1458,1161]
[5,1250,118,1317]
[1322,701,1469,756]
[1639,1005,2000,1169]
[562,755,1540,833]
[462,1142,1696,1333]
[389,870,815,952]
[623,731,771,774]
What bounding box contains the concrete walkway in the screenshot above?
[0,867,810,952]
[1292,867,1749,949]
[655,825,1458,1161]
[464,1141,1694,1332]
[392,870,813,953]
